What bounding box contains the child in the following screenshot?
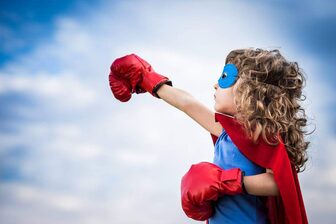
[109,48,309,224]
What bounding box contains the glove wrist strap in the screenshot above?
[153,80,173,98]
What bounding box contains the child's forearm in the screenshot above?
[156,84,222,136]
[156,84,194,111]
[243,171,279,196]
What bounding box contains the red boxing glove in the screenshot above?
[109,54,172,102]
[181,162,244,221]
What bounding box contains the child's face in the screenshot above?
[213,82,238,115]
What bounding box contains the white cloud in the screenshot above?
[11,184,85,212]
[0,72,96,109]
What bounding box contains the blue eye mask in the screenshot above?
[218,63,239,88]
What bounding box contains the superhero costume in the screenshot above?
[209,127,268,224]
[210,112,308,224]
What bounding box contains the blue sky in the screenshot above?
[0,0,81,64]
[1,0,336,223]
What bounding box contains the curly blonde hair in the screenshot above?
[226,48,311,172]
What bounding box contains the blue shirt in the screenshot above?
[209,129,269,224]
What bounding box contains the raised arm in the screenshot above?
[157,84,222,137]
[109,54,222,137]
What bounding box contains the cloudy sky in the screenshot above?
[0,0,335,223]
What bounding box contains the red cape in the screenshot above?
[210,113,308,224]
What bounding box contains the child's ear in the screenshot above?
[232,78,241,93]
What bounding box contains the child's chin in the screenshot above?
[214,107,223,114]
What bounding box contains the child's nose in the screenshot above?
[214,83,218,90]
